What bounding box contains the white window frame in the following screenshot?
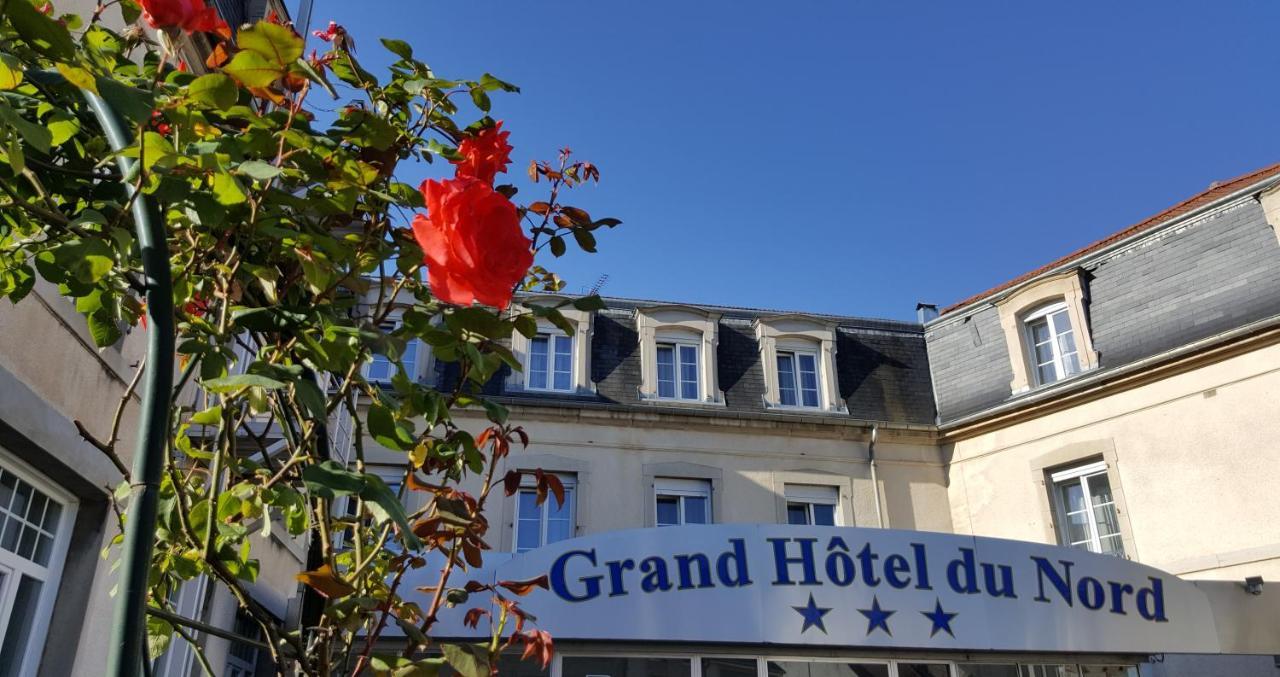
[0,447,78,677]
[774,348,822,409]
[524,332,575,393]
[654,478,712,526]
[1023,301,1081,387]
[222,609,262,677]
[783,484,840,526]
[513,474,577,553]
[1049,461,1124,556]
[654,339,701,401]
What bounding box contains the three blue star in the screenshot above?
[792,593,832,634]
[858,596,895,636]
[921,599,958,638]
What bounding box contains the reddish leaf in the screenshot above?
[527,201,552,215]
[544,473,565,508]
[498,574,549,596]
[463,580,490,593]
[463,607,489,629]
[561,206,591,226]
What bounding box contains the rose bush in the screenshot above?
[0,1,620,675]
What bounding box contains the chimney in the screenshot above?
[916,302,939,324]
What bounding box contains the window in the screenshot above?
[223,610,263,677]
[776,350,820,407]
[656,341,700,400]
[784,484,839,526]
[0,457,75,677]
[1050,461,1124,557]
[514,475,576,553]
[1023,303,1081,386]
[655,479,711,526]
[526,334,574,392]
[367,323,421,384]
[337,475,405,551]
[562,656,690,677]
[766,660,889,677]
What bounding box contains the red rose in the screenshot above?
[412,178,532,309]
[452,121,513,184]
[139,0,226,34]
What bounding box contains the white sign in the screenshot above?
[422,525,1221,654]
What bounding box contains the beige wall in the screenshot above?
[365,408,953,552]
[944,340,1280,582]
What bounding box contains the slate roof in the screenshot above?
[439,296,937,426]
[939,161,1280,315]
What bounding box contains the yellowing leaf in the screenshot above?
[211,172,247,205]
[223,50,281,88]
[0,54,23,90]
[55,63,98,93]
[296,564,355,598]
[236,22,304,68]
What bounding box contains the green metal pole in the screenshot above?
[83,91,175,677]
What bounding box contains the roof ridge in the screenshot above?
[939,161,1280,315]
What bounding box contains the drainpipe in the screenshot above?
[82,91,176,677]
[868,424,885,528]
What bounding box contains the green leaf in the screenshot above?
[548,235,566,257]
[294,378,326,420]
[190,405,222,425]
[201,373,286,393]
[300,460,364,498]
[55,239,114,284]
[145,616,174,662]
[359,474,421,549]
[4,0,75,59]
[223,51,281,88]
[571,228,597,253]
[380,38,413,60]
[87,313,121,347]
[211,172,247,205]
[367,403,415,451]
[237,22,304,67]
[187,73,238,110]
[481,399,509,425]
[571,295,607,311]
[55,63,98,93]
[441,644,490,677]
[469,86,490,112]
[0,103,51,154]
[141,131,177,171]
[46,111,80,146]
[0,53,23,90]
[95,77,154,124]
[236,159,282,180]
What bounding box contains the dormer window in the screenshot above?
[526,332,574,392]
[775,349,820,407]
[656,340,700,400]
[755,315,846,413]
[506,298,595,395]
[993,270,1099,394]
[635,306,724,406]
[1024,302,1081,386]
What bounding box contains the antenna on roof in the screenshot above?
[587,274,610,296]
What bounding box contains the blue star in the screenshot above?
[792,593,832,634]
[921,599,958,638]
[858,596,895,636]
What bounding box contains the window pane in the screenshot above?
[549,487,574,521]
[900,665,951,677]
[812,503,836,526]
[955,666,1020,677]
[1029,318,1051,345]
[528,337,548,389]
[553,336,573,390]
[678,344,699,400]
[402,340,420,380]
[1093,503,1121,538]
[517,490,541,521]
[786,502,809,525]
[1034,341,1055,365]
[798,353,819,407]
[545,487,574,544]
[1059,481,1085,513]
[1056,329,1077,356]
[656,496,679,526]
[702,658,757,677]
[545,517,572,544]
[767,661,889,677]
[777,354,797,406]
[563,657,691,677]
[1065,511,1091,545]
[1037,363,1058,385]
[683,496,708,524]
[657,345,675,398]
[1098,534,1125,557]
[1050,310,1073,335]
[0,574,43,677]
[1087,474,1114,504]
[367,354,392,382]
[1078,666,1137,677]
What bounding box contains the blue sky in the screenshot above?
[303,1,1280,321]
